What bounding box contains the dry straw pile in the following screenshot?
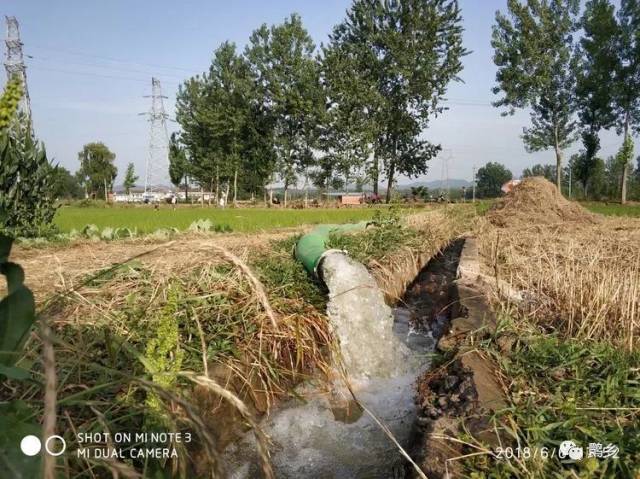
[480,177,639,350]
[486,176,597,228]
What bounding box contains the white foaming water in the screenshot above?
[223,252,435,478]
[321,252,413,378]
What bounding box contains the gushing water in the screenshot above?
[321,252,413,378]
[223,252,437,478]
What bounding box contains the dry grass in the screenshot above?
[2,207,477,478]
[3,235,333,478]
[478,217,640,350]
[371,207,476,302]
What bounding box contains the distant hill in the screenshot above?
[400,179,472,189]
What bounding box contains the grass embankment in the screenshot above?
[449,179,640,478]
[459,315,640,478]
[2,206,473,478]
[54,205,384,234]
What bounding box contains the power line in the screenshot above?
[27,54,188,81]
[27,65,180,86]
[27,43,197,73]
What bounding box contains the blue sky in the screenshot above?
[2,0,625,185]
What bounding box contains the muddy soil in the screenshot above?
[394,238,464,340]
[392,239,482,478]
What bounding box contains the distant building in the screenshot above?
[501,179,522,194]
[113,185,172,203]
[322,192,366,205]
[113,185,216,203]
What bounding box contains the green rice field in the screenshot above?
[54,205,386,234]
[581,201,640,217]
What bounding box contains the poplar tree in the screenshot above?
[325,0,467,202]
[614,0,640,203]
[575,0,618,196]
[492,0,580,191]
[169,132,189,199]
[245,14,323,207]
[123,163,138,194]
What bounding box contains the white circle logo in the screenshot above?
[44,435,66,456]
[20,435,41,456]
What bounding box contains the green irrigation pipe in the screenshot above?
[294,222,369,276]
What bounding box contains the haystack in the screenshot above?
[487,177,597,228]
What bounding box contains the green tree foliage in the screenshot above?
[568,153,607,199]
[0,79,57,238]
[245,14,322,206]
[319,26,374,194]
[614,0,640,203]
[410,186,430,200]
[327,0,467,202]
[615,135,635,197]
[123,162,139,194]
[168,132,189,198]
[476,162,512,198]
[492,0,580,191]
[176,41,275,203]
[522,164,556,182]
[77,142,117,199]
[576,0,619,194]
[49,165,83,199]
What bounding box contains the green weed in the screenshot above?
[326,208,421,263]
[462,327,640,478]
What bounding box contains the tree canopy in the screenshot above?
[77,142,117,199]
[326,0,467,202]
[123,163,139,194]
[492,0,580,190]
[476,162,512,198]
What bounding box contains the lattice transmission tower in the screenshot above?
[4,16,32,128]
[141,77,170,193]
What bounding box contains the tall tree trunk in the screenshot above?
[385,161,395,204]
[184,177,189,202]
[215,166,220,206]
[621,113,630,205]
[284,181,288,208]
[553,124,562,193]
[233,168,238,206]
[554,147,563,192]
[372,150,379,196]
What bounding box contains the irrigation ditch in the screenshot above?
[222,229,502,478]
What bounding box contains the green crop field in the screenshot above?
[581,201,640,217]
[54,205,387,234]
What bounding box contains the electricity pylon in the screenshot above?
[140,77,170,193]
[4,16,32,129]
